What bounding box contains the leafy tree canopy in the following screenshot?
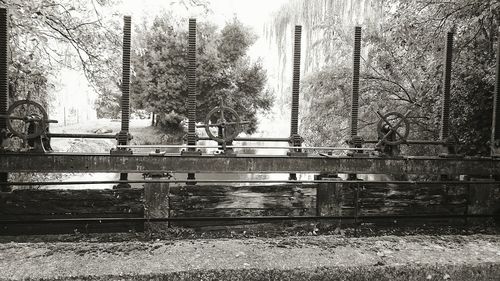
[2,0,121,109]
[131,16,273,133]
[299,0,499,155]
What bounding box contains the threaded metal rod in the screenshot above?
[290,25,301,136]
[492,29,500,155]
[0,8,9,192]
[350,26,362,137]
[118,16,132,188]
[187,19,197,148]
[440,30,454,141]
[0,8,7,131]
[120,15,131,142]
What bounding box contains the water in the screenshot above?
[42,116,317,189]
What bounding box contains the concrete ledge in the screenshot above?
[1,235,499,280]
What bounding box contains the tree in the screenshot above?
[131,16,273,134]
[2,0,122,114]
[299,0,499,155]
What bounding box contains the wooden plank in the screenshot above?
[171,208,315,217]
[144,183,169,218]
[170,195,315,209]
[169,184,316,196]
[0,189,144,235]
[168,184,317,226]
[317,181,345,216]
[468,179,500,215]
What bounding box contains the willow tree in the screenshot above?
[263,0,385,99]
[299,0,499,155]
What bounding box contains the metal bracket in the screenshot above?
[182,133,199,142]
[438,137,462,157]
[215,150,237,157]
[116,131,133,143]
[347,135,365,147]
[181,149,202,156]
[288,134,307,156]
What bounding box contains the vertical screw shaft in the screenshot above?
[117,16,132,188]
[290,25,301,136]
[187,19,197,148]
[350,26,362,138]
[492,30,500,155]
[0,8,7,131]
[120,15,132,144]
[0,8,9,192]
[440,30,454,141]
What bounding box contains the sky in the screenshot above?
[117,0,288,58]
[112,0,292,135]
[54,0,291,132]
[118,0,288,28]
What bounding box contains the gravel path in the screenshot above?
[1,234,500,280]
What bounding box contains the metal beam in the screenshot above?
[1,153,499,175]
[0,214,496,225]
[48,133,116,139]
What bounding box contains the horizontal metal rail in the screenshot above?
[2,153,500,175]
[48,133,116,139]
[117,144,376,151]
[198,137,291,142]
[364,140,446,145]
[2,180,500,186]
[0,214,496,224]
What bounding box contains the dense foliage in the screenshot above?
[131,16,273,133]
[2,0,121,109]
[296,0,499,155]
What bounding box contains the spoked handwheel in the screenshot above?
[3,100,48,139]
[376,111,411,146]
[203,105,243,143]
